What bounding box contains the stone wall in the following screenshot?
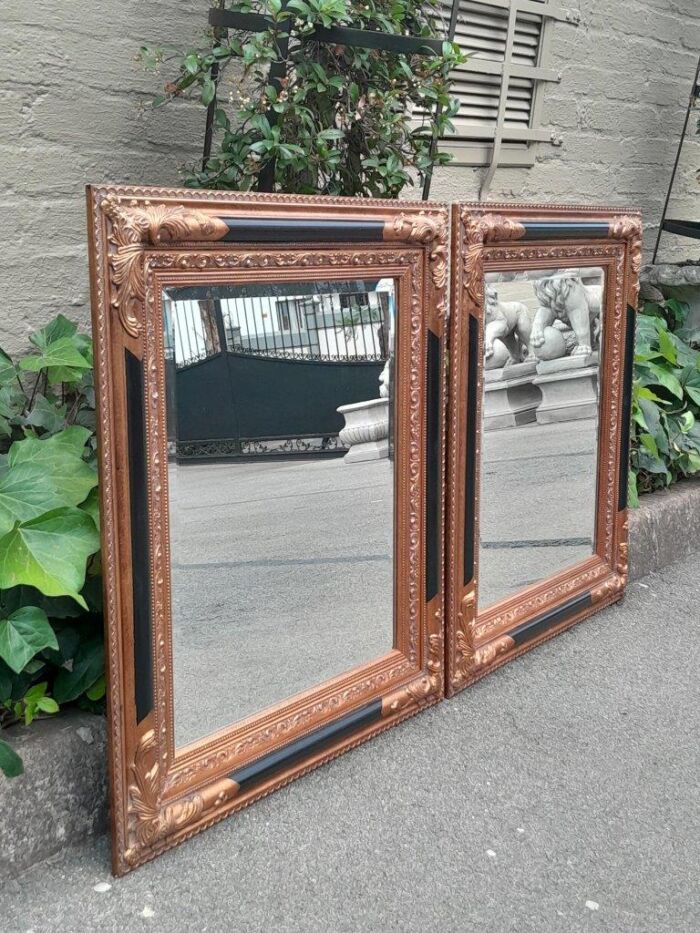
[1,0,699,355]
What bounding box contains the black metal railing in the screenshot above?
[222,290,389,361]
[165,288,391,369]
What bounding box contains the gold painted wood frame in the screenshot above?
[86,185,448,875]
[446,203,641,696]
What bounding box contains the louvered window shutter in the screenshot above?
[428,0,570,167]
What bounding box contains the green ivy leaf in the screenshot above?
[0,606,58,673]
[184,53,200,74]
[79,487,100,532]
[22,395,68,435]
[85,673,106,701]
[29,314,78,350]
[0,508,100,607]
[12,425,91,463]
[0,462,68,539]
[53,637,104,704]
[0,349,16,387]
[0,738,23,778]
[37,696,59,714]
[19,337,91,384]
[29,315,78,351]
[637,362,684,400]
[0,385,24,437]
[657,327,677,365]
[639,433,659,458]
[635,386,665,404]
[0,429,97,538]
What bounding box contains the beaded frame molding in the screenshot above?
[87,185,448,875]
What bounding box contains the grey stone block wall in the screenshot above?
[0,0,205,355]
[1,0,699,356]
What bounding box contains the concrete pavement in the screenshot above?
[2,555,699,932]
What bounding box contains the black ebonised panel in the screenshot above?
[463,314,479,585]
[425,329,440,602]
[221,217,384,243]
[521,222,610,241]
[229,700,383,792]
[618,304,637,511]
[509,592,592,647]
[125,350,154,725]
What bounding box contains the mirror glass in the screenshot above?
[479,267,604,609]
[163,278,396,749]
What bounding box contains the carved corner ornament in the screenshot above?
[124,729,238,867]
[99,195,228,338]
[385,211,449,323]
[609,215,643,308]
[382,629,443,715]
[460,212,526,309]
[616,515,630,580]
[591,574,625,604]
[450,588,515,689]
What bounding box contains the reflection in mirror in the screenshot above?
[163,279,396,749]
[479,267,604,608]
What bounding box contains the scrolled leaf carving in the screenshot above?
[591,574,625,603]
[382,632,442,714]
[456,632,514,680]
[609,215,643,308]
[384,211,448,322]
[461,212,525,308]
[99,195,229,337]
[452,587,513,688]
[125,729,205,864]
[385,211,444,246]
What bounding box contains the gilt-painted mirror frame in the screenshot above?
[87,185,448,874]
[446,203,641,696]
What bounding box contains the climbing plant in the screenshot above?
[139,0,465,197]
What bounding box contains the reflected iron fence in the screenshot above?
[165,288,390,369]
[162,289,391,461]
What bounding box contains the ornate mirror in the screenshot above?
[446,204,640,695]
[87,186,447,873]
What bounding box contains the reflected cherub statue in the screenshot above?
[530,272,602,358]
[484,284,532,366]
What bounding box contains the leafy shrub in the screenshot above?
[630,298,700,505]
[140,0,465,197]
[0,316,102,777]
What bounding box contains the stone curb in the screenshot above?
[0,709,107,880]
[0,479,698,879]
[628,477,700,581]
